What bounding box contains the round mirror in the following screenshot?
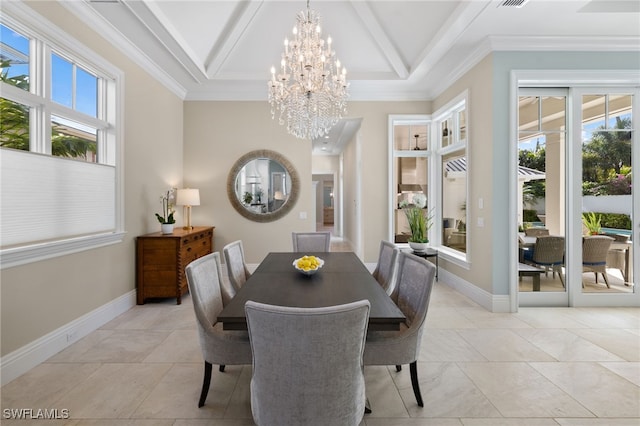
[227,150,300,222]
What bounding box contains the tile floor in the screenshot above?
[2,272,639,425]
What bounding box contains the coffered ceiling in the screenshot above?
[61,0,639,153]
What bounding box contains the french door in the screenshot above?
[516,84,638,307]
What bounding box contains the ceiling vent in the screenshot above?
[498,0,530,7]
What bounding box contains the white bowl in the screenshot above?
[292,256,324,275]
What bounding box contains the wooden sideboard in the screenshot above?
[136,226,214,305]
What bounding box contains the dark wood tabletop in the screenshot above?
[218,252,406,331]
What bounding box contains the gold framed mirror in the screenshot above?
[227,150,300,222]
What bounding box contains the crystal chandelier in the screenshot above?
[268,0,348,140]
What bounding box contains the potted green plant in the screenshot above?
[155,189,176,234]
[402,201,433,253]
[582,212,602,235]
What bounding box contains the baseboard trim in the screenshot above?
[0,290,136,385]
[439,269,511,313]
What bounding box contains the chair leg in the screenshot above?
[409,361,424,407]
[601,271,610,288]
[198,361,213,408]
[396,365,402,372]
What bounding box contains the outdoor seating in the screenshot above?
[523,235,565,287]
[583,235,614,288]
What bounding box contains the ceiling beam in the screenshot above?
[349,0,409,79]
[205,0,264,78]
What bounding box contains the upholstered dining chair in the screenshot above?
[222,240,251,292]
[210,252,235,306]
[523,235,565,287]
[185,253,252,408]
[292,231,331,252]
[363,252,436,408]
[372,240,399,294]
[583,235,614,288]
[245,300,370,426]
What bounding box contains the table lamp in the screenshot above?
[176,188,200,230]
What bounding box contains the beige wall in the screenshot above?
[433,55,494,292]
[183,101,313,263]
[183,101,430,263]
[347,102,430,260]
[1,2,184,356]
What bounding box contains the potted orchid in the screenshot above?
[155,189,176,234]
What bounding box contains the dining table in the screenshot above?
[218,251,406,331]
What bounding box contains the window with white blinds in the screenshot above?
[1,4,124,268]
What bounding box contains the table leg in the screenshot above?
[624,247,630,286]
[533,274,540,292]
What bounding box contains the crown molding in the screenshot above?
[488,35,640,52]
[60,1,187,99]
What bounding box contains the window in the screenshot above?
[388,115,431,244]
[0,8,123,268]
[434,93,468,258]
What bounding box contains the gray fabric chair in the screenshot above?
[211,251,235,306]
[185,253,252,408]
[583,235,614,288]
[372,240,399,294]
[364,251,436,408]
[292,231,331,252]
[245,300,370,426]
[223,240,252,292]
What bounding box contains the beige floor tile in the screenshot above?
[220,366,253,419]
[531,362,640,417]
[65,421,174,426]
[425,307,478,329]
[78,330,171,363]
[570,329,640,361]
[566,308,640,329]
[47,330,115,363]
[458,362,594,418]
[419,330,487,362]
[132,363,235,419]
[458,308,534,329]
[3,280,638,425]
[514,329,625,361]
[1,363,101,410]
[56,363,171,419]
[363,366,409,419]
[599,362,640,386]
[143,329,201,363]
[365,419,463,425]
[456,329,557,362]
[399,362,500,418]
[514,308,591,329]
[555,419,640,425]
[461,419,561,426]
[173,420,256,426]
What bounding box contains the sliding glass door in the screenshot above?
[517,85,638,307]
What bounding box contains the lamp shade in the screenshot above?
[176,188,200,206]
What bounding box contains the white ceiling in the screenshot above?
[64,0,640,154]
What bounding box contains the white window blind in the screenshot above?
[1,149,116,247]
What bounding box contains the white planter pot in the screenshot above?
[161,223,174,234]
[409,241,428,253]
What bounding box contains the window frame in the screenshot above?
[432,91,469,267]
[387,114,432,246]
[1,4,124,269]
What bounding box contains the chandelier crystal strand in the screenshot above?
[268,0,348,140]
